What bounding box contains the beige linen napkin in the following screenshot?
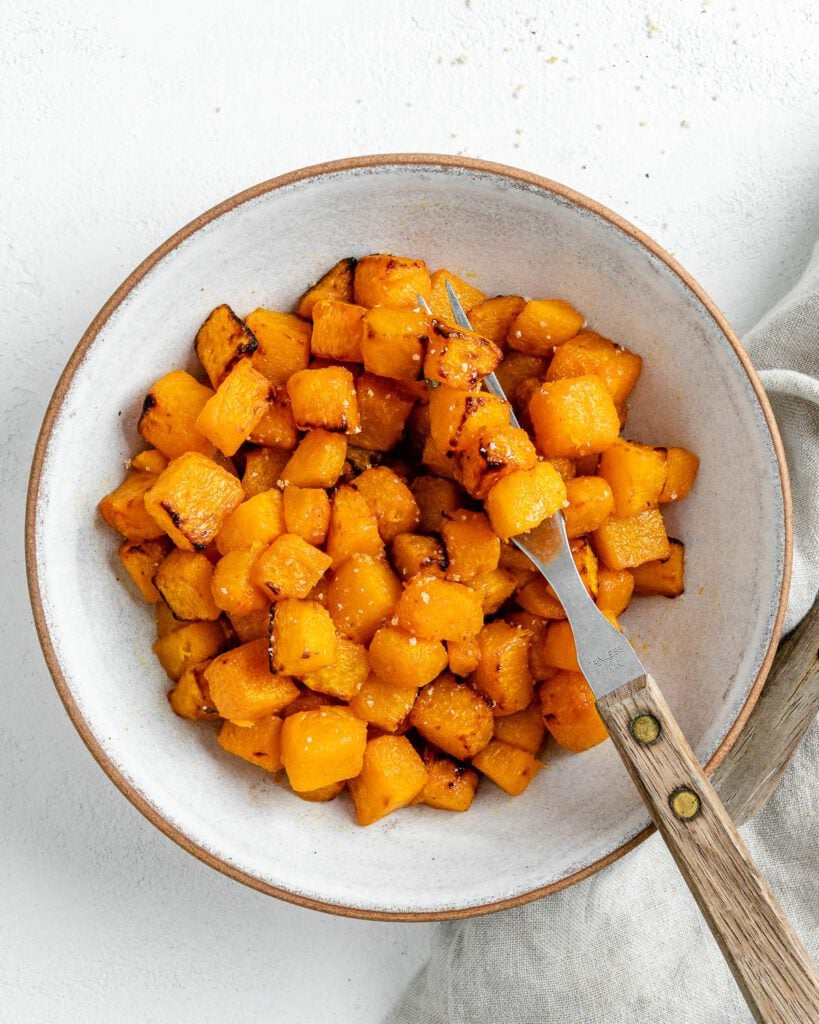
[387,246,819,1024]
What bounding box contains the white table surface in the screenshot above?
[3,1,817,1021]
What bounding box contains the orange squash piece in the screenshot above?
[280,429,347,488]
[428,385,509,453]
[631,538,685,597]
[540,671,608,752]
[218,715,283,772]
[596,568,635,616]
[205,638,298,725]
[245,308,311,385]
[428,269,486,320]
[310,299,367,362]
[424,320,503,389]
[409,673,494,759]
[99,469,167,542]
[130,449,169,474]
[597,439,668,518]
[354,373,416,451]
[348,674,418,732]
[494,351,550,402]
[465,294,525,346]
[591,507,671,570]
[152,620,226,680]
[286,366,360,435]
[296,257,357,320]
[348,735,428,825]
[415,755,479,811]
[368,626,448,689]
[441,509,500,582]
[299,637,370,700]
[485,460,567,540]
[118,537,172,602]
[411,475,463,532]
[195,303,258,388]
[326,485,384,567]
[270,598,337,675]
[281,707,367,792]
[215,489,285,555]
[389,533,448,581]
[247,388,298,449]
[282,485,331,546]
[227,606,273,643]
[508,299,584,354]
[529,375,620,459]
[351,466,420,543]
[516,577,566,620]
[563,476,615,538]
[154,549,221,621]
[546,331,642,405]
[138,370,216,459]
[195,359,272,457]
[446,636,481,677]
[470,620,534,716]
[168,661,219,721]
[327,553,402,644]
[659,447,700,503]
[252,533,332,601]
[354,253,431,309]
[473,566,518,615]
[361,307,427,379]
[492,702,546,754]
[242,447,289,497]
[456,423,538,499]
[472,740,541,795]
[396,576,484,641]
[211,544,269,617]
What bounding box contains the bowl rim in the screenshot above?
[25,153,792,921]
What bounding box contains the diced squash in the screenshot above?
[247,389,298,449]
[396,576,484,641]
[218,715,283,772]
[351,466,420,542]
[282,485,331,546]
[494,351,550,401]
[168,661,219,721]
[546,331,642,405]
[156,600,185,637]
[138,371,215,459]
[118,537,172,602]
[563,476,615,538]
[154,549,220,620]
[205,638,298,724]
[456,424,538,499]
[428,385,509,453]
[212,545,269,616]
[280,429,347,488]
[361,307,427,379]
[570,537,600,598]
[411,475,462,532]
[428,268,486,321]
[548,457,577,482]
[326,485,384,567]
[216,489,286,555]
[227,606,272,643]
[244,308,311,385]
[327,554,402,644]
[529,375,620,459]
[280,688,334,718]
[472,740,541,795]
[195,357,272,457]
[300,637,369,700]
[659,447,700,503]
[354,253,431,309]
[415,755,479,811]
[99,469,166,542]
[390,533,448,581]
[242,447,289,497]
[286,366,359,435]
[145,452,245,551]
[349,674,417,732]
[591,507,671,570]
[296,780,346,803]
[470,620,534,716]
[424,320,503,389]
[492,703,546,754]
[310,300,367,362]
[153,620,226,680]
[281,707,367,792]
[354,373,415,451]
[446,636,481,677]
[368,626,448,689]
[540,671,608,752]
[252,533,332,601]
[421,436,457,479]
[409,673,494,759]
[596,568,635,616]
[270,598,337,675]
[516,577,566,620]
[441,509,500,581]
[631,539,685,597]
[597,439,667,518]
[296,257,357,320]
[130,449,169,474]
[472,566,518,614]
[195,303,258,388]
[348,735,428,825]
[508,299,584,354]
[485,460,567,540]
[467,294,525,346]
[537,620,581,672]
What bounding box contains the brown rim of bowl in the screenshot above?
[25,153,793,922]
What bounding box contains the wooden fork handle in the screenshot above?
[596,674,819,1024]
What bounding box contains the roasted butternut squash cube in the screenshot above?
[327,554,402,644]
[270,598,336,675]
[280,429,347,488]
[310,299,367,362]
[296,257,357,320]
[349,674,418,732]
[252,533,331,601]
[247,389,298,449]
[218,715,283,772]
[538,619,582,672]
[591,507,670,570]
[470,620,534,716]
[212,545,269,616]
[285,366,359,435]
[485,460,567,540]
[529,375,620,459]
[547,457,577,482]
[99,469,166,542]
[597,439,667,518]
[153,620,226,679]
[138,370,216,459]
[396,576,484,641]
[242,447,289,497]
[409,673,494,759]
[354,253,431,309]
[424,320,503,389]
[195,303,258,388]
[471,740,541,795]
[492,703,546,754]
[154,548,220,621]
[227,605,272,643]
[546,330,642,405]
[280,687,334,718]
[596,568,635,616]
[361,307,427,379]
[494,351,550,402]
[428,386,509,453]
[415,755,479,811]
[206,638,298,724]
[195,359,272,457]
[145,452,245,551]
[281,707,367,792]
[516,577,566,620]
[563,476,615,538]
[130,449,169,474]
[156,600,185,637]
[368,626,448,688]
[659,447,700,503]
[282,485,331,546]
[473,566,518,615]
[408,479,459,535]
[421,436,457,479]
[508,299,584,354]
[446,636,481,677]
[631,538,685,597]
[300,637,369,700]
[168,661,219,721]
[468,294,526,347]
[216,492,284,557]
[354,373,416,451]
[245,308,311,385]
[349,735,428,825]
[118,537,171,602]
[326,485,384,567]
[540,671,608,752]
[390,533,447,581]
[296,780,346,803]
[428,269,486,320]
[456,424,539,500]
[440,509,500,582]
[351,466,420,543]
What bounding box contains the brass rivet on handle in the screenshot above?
[669,786,701,821]
[630,712,662,745]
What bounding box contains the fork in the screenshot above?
[430,280,819,1024]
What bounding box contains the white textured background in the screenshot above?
[2,1,817,1021]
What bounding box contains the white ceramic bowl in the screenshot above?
[27,155,790,920]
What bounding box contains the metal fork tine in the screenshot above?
[416,293,432,315]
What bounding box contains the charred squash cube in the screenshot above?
[424,320,503,389]
[455,424,538,499]
[168,660,219,721]
[529,375,620,459]
[325,485,384,567]
[247,388,298,450]
[280,429,348,488]
[470,620,534,716]
[252,533,332,601]
[540,671,608,752]
[99,469,167,542]
[415,754,479,812]
[389,533,448,581]
[428,386,509,453]
[409,673,493,759]
[368,625,448,689]
[299,637,369,700]
[410,475,463,533]
[195,303,258,388]
[154,548,221,620]
[118,537,172,602]
[507,299,584,354]
[441,509,500,582]
[546,330,642,405]
[354,253,431,309]
[493,351,550,402]
[630,538,685,597]
[296,257,357,320]
[245,308,311,385]
[242,447,289,497]
[271,598,337,675]
[350,466,420,542]
[485,460,567,540]
[205,638,299,725]
[361,307,427,379]
[138,370,216,459]
[310,299,367,363]
[195,359,273,457]
[348,735,428,825]
[281,707,367,792]
[396,576,484,642]
[354,373,416,451]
